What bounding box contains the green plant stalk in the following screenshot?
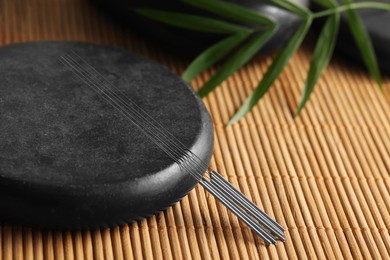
[135,9,252,34]
[294,0,340,116]
[183,31,252,81]
[338,0,383,89]
[136,1,390,123]
[198,27,277,97]
[228,1,389,122]
[295,14,340,116]
[312,2,390,18]
[229,18,312,124]
[181,0,275,26]
[268,0,311,17]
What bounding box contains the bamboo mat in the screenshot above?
[1,0,389,259]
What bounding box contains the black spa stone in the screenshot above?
[0,42,214,229]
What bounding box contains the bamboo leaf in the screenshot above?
[183,32,251,82]
[295,14,340,116]
[136,9,252,34]
[312,0,337,8]
[229,19,312,124]
[198,27,277,97]
[266,0,311,17]
[181,0,275,26]
[339,0,382,88]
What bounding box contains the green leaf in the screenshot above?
[312,0,337,8]
[266,0,311,17]
[229,18,312,124]
[135,9,252,34]
[339,0,382,88]
[198,27,277,97]
[295,14,340,116]
[183,32,251,82]
[181,0,275,26]
[313,2,390,18]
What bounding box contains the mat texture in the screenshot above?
[0,0,389,259]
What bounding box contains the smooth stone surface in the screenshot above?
[0,42,214,229]
[93,0,309,57]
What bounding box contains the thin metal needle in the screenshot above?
[199,179,276,245]
[209,171,285,241]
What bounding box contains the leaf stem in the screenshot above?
[312,2,390,18]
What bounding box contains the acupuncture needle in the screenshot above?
[59,53,285,244]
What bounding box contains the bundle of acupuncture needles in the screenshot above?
[59,52,285,245]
